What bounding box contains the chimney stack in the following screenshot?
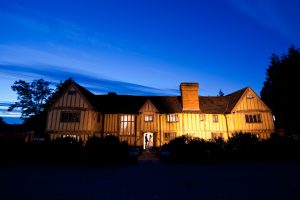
[180,83,200,111]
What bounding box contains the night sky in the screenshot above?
[1,0,300,123]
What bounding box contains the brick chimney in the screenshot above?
[180,83,200,111]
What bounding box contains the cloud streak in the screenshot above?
[229,0,299,41]
[0,64,178,96]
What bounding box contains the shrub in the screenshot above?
[226,132,260,159]
[85,135,130,163]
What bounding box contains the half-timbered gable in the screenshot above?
[46,81,275,147]
[229,87,274,138]
[46,83,101,141]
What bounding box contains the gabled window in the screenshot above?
[167,114,178,122]
[120,115,135,135]
[60,111,80,122]
[245,114,262,123]
[144,115,153,122]
[212,115,219,123]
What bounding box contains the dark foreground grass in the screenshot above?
[1,162,300,200]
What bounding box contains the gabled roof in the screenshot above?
[73,82,96,106]
[149,96,182,113]
[225,87,248,112]
[58,81,247,114]
[199,87,247,114]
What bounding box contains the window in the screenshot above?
[144,115,153,122]
[60,111,80,122]
[245,115,249,123]
[164,132,176,143]
[245,114,262,123]
[199,114,205,121]
[167,114,178,122]
[120,115,135,135]
[246,94,254,99]
[211,132,223,140]
[62,134,79,140]
[212,115,219,123]
[68,88,77,95]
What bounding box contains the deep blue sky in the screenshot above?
[1,0,300,123]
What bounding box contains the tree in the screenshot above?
[261,46,300,135]
[8,79,52,119]
[0,117,5,126]
[218,89,224,96]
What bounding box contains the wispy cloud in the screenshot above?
[0,63,178,96]
[0,3,132,54]
[228,0,299,41]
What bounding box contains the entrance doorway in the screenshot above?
[143,132,153,150]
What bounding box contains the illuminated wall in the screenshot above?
[46,83,274,145]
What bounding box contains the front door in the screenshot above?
[143,132,153,150]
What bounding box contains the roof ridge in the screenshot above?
[226,87,248,96]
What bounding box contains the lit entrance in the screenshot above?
[143,132,153,150]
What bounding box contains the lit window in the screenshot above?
[60,111,80,122]
[246,94,254,99]
[212,115,219,123]
[144,115,153,122]
[62,134,79,140]
[167,114,178,122]
[120,115,135,135]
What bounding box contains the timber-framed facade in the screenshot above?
[46,82,274,148]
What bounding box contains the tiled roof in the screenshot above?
[199,96,229,114]
[225,87,248,112]
[199,87,247,114]
[72,82,247,114]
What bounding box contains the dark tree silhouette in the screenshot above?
[0,117,5,126]
[261,46,300,135]
[8,79,52,118]
[218,89,224,96]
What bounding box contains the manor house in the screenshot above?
[46,82,274,148]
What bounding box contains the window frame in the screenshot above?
[167,114,178,122]
[60,111,80,123]
[212,115,219,123]
[199,114,205,121]
[144,115,153,122]
[120,114,135,135]
[245,114,262,123]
